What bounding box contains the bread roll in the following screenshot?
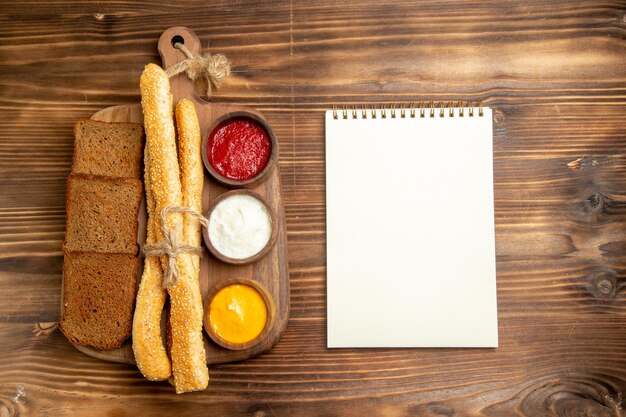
[172,98,208,392]
[139,64,182,251]
[132,145,171,381]
[139,63,208,393]
[175,99,203,263]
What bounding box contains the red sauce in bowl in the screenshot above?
[206,117,272,181]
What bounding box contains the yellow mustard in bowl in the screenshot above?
[207,284,268,346]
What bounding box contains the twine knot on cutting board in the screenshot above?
[142,206,208,288]
[165,42,231,97]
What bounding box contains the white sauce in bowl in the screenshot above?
[208,194,272,260]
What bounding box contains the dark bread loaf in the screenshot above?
[63,175,141,254]
[61,118,144,351]
[72,119,144,179]
[59,252,138,350]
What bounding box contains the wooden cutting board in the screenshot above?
[65,26,290,365]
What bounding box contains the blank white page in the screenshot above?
[325,107,497,348]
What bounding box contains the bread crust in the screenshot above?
[139,64,208,393]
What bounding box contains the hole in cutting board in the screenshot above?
[171,35,184,47]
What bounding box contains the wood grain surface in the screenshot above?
[1,0,625,416]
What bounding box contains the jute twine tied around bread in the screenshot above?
[165,42,231,97]
[142,206,208,289]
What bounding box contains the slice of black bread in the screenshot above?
[72,119,144,179]
[63,175,141,254]
[59,252,138,350]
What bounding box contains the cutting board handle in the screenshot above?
[157,26,204,105]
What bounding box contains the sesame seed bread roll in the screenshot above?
[139,63,183,252]
[132,147,171,381]
[140,63,208,393]
[175,99,203,266]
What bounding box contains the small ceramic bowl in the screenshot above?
[202,111,278,188]
[204,278,276,351]
[202,189,278,265]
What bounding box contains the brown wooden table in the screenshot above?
[1,1,625,415]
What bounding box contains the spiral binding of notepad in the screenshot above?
[331,101,484,120]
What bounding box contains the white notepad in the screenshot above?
[325,104,498,348]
